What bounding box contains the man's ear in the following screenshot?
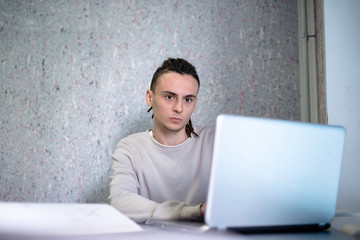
[146,90,153,107]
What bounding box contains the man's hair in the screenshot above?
[147,58,200,138]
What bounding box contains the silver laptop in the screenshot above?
[205,114,346,232]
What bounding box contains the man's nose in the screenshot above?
[173,99,183,113]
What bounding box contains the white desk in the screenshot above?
[0,203,358,240]
[0,225,356,240]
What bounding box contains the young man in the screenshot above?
[109,58,215,223]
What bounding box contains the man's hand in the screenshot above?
[200,203,206,218]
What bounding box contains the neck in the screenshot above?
[152,127,188,146]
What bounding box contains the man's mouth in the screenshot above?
[170,117,182,123]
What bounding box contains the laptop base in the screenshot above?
[228,223,331,234]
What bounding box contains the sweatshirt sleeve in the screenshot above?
[109,139,203,223]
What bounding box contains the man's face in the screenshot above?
[146,72,199,136]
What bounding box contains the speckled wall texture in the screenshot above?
[0,1,299,203]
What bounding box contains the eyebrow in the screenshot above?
[162,91,197,98]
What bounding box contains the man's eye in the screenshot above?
[185,98,192,103]
[165,95,173,100]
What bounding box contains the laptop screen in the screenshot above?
[205,114,346,230]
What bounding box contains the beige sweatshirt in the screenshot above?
[109,126,215,223]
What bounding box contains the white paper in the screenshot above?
[0,202,142,236]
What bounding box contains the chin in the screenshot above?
[166,124,186,133]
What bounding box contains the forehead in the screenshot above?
[154,72,199,94]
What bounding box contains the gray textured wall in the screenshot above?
[0,0,299,203]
